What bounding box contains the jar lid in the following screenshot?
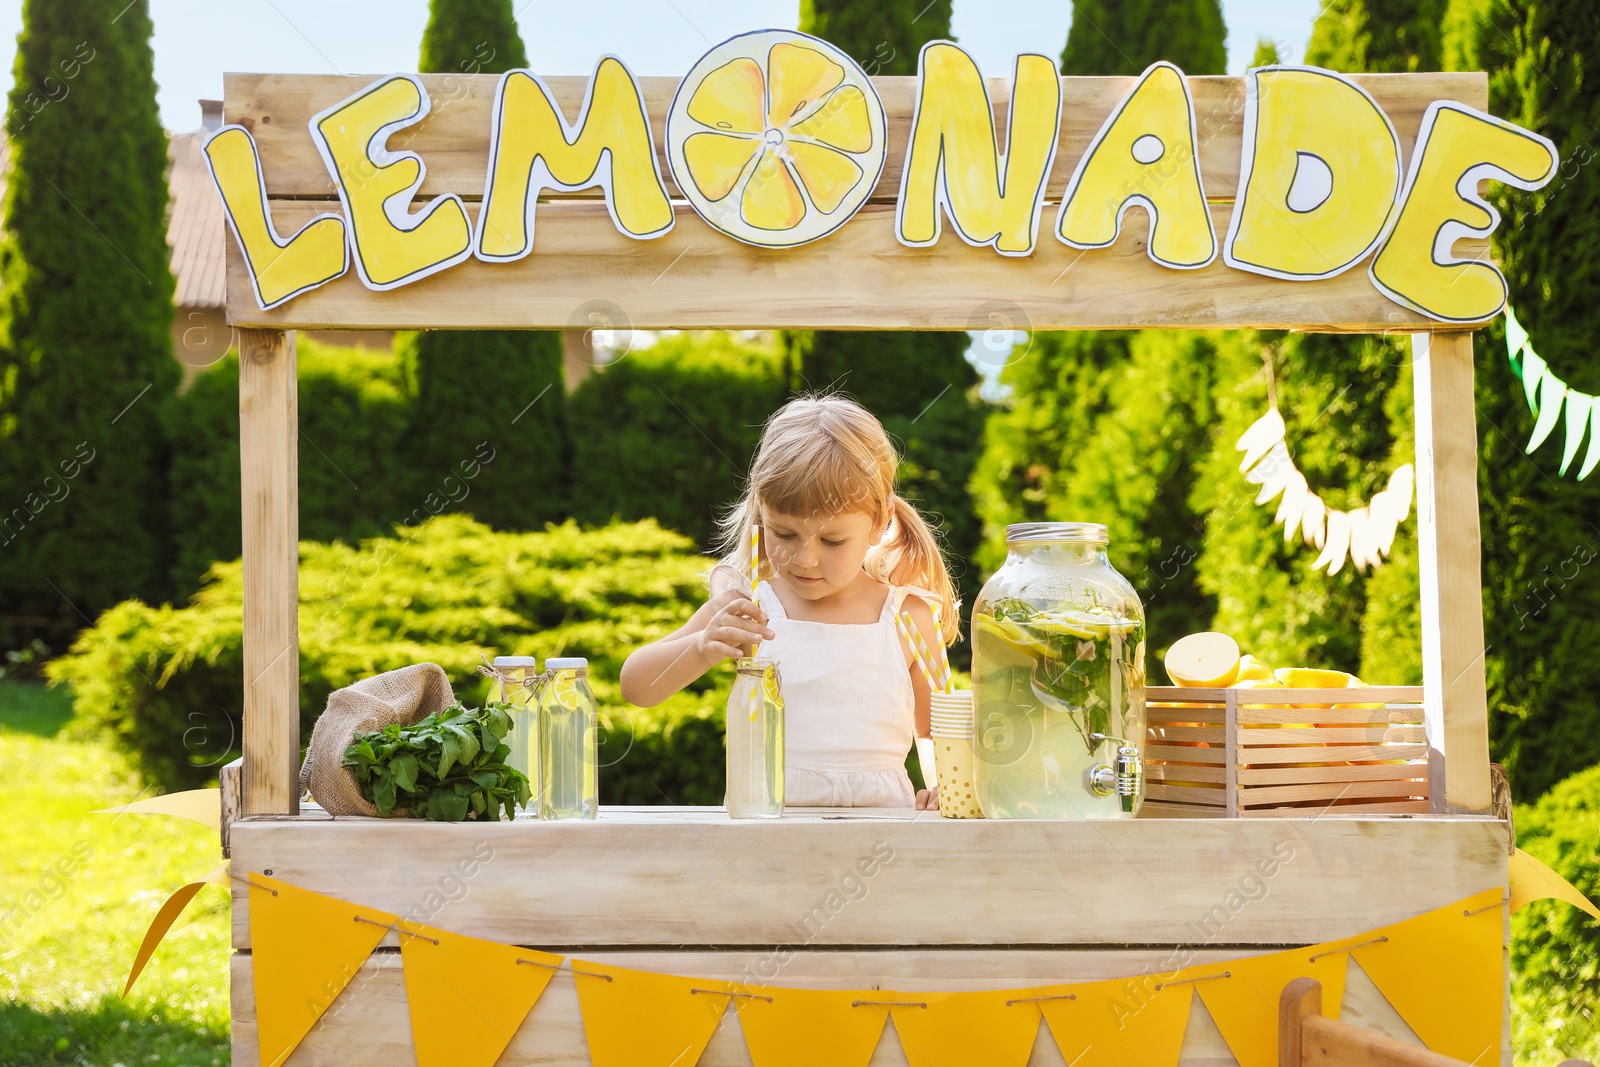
[1005,521,1109,545]
[492,656,538,667]
[546,657,588,670]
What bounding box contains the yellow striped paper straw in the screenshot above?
[747,524,761,721]
[930,602,952,693]
[896,610,941,694]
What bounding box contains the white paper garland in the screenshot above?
[1236,407,1414,576]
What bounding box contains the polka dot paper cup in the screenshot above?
[928,691,981,818]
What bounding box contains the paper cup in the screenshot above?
[933,733,983,818]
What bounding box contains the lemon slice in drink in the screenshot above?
[667,30,887,247]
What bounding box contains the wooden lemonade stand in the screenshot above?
[213,43,1536,1066]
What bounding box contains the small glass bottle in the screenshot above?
[726,657,784,818]
[483,655,540,812]
[539,657,598,820]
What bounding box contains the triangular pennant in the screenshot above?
[1039,977,1193,1067]
[573,959,731,1067]
[1581,402,1600,481]
[96,787,223,831]
[1521,347,1548,411]
[398,921,561,1067]
[891,989,1038,1067]
[1559,390,1594,476]
[1528,371,1566,453]
[1237,407,1287,472]
[1351,887,1504,1065]
[122,864,228,997]
[737,986,890,1067]
[1510,847,1600,920]
[1505,304,1530,363]
[249,874,396,1067]
[1193,947,1350,1067]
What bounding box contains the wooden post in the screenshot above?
[239,328,300,815]
[1412,331,1491,814]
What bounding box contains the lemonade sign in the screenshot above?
[206,29,1558,324]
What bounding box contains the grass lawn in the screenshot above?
[0,679,230,1066]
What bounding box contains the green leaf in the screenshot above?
[373,774,397,816]
[438,734,461,780]
[392,753,418,793]
[437,792,470,822]
[444,722,480,764]
[470,770,499,789]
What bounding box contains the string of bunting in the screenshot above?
[106,791,1600,1067]
[1505,304,1600,480]
[1236,406,1414,576]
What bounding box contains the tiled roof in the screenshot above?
[166,128,227,310]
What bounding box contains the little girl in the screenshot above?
[619,394,960,809]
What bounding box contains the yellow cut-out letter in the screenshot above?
[1056,62,1214,269]
[477,57,673,261]
[896,43,1061,256]
[203,125,347,309]
[310,74,472,290]
[1224,67,1400,280]
[1370,102,1557,323]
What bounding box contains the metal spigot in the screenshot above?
[1088,733,1143,812]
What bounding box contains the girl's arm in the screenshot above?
[619,587,772,708]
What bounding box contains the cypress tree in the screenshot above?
[0,0,177,650]
[1304,0,1446,72]
[1449,0,1600,799]
[791,0,986,621]
[1061,0,1227,76]
[402,0,568,531]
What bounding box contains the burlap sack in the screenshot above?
[299,662,456,817]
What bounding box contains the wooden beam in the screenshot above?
[227,200,1484,332]
[1282,977,1469,1066]
[239,328,300,816]
[1412,331,1492,813]
[225,71,1486,204]
[227,812,1507,950]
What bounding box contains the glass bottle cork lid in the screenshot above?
[492,656,538,667]
[1005,522,1109,545]
[546,657,588,670]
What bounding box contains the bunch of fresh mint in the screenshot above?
[342,701,531,821]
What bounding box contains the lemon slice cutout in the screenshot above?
[1235,654,1275,682]
[1165,631,1241,687]
[668,29,887,247]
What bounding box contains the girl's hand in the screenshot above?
[694,589,774,664]
[915,785,939,811]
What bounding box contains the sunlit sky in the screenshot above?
[0,0,1324,131]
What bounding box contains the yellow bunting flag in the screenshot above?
[1038,977,1192,1067]
[122,861,229,997]
[1193,946,1350,1067]
[573,959,733,1067]
[249,874,396,1067]
[1510,847,1600,920]
[890,989,1038,1067]
[398,920,561,1067]
[737,986,890,1067]
[96,787,223,831]
[1350,887,1505,1065]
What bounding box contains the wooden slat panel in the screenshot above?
[1145,783,1228,805]
[1241,801,1431,817]
[1149,687,1425,704]
[1239,763,1430,786]
[226,199,1483,331]
[228,810,1507,950]
[238,329,299,816]
[1413,332,1492,813]
[1237,706,1425,725]
[225,72,1486,203]
[1146,743,1230,763]
[1145,706,1226,724]
[1238,725,1427,745]
[1148,725,1227,744]
[1146,763,1228,784]
[1241,780,1429,806]
[1238,744,1429,765]
[226,946,1458,1067]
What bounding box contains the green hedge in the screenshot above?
[567,332,787,548]
[1512,762,1600,1062]
[46,515,730,803]
[164,338,413,597]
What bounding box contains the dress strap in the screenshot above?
[757,580,788,620]
[889,584,941,618]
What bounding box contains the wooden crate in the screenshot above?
[1142,685,1433,818]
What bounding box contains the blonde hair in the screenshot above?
[715,392,960,645]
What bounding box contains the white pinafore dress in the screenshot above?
[743,579,935,807]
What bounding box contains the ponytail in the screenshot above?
[867,493,961,646]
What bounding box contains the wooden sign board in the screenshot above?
[220,66,1500,333]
